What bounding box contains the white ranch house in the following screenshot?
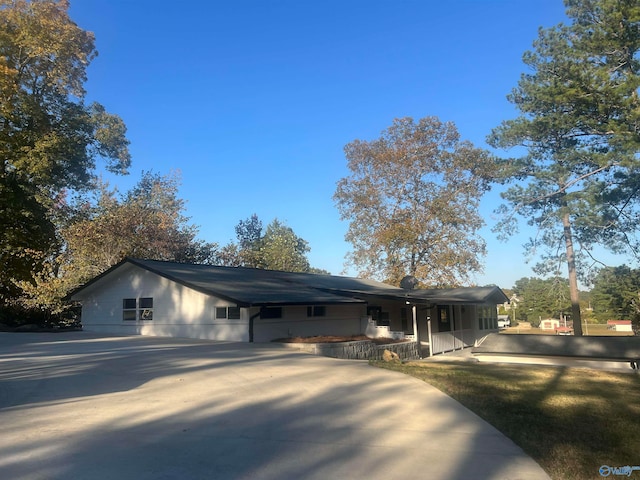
[70,258,509,356]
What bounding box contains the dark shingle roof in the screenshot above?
[410,287,509,305]
[70,258,508,307]
[127,258,383,306]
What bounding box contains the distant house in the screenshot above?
[540,319,573,335]
[70,258,509,355]
[607,320,633,332]
[497,315,511,329]
[540,319,560,331]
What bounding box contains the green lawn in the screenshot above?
[372,360,640,480]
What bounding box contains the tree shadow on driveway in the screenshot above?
[0,332,549,480]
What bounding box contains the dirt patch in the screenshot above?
[273,335,409,345]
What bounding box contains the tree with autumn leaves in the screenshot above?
[0,1,218,322]
[335,1,640,330]
[334,117,493,287]
[0,0,130,306]
[5,0,640,334]
[14,172,218,320]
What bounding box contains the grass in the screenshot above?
[583,323,636,336]
[372,360,640,480]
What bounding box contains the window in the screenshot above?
[260,307,282,319]
[438,305,451,332]
[378,311,390,326]
[139,297,153,320]
[307,306,326,317]
[478,306,497,331]
[123,298,137,309]
[367,306,381,321]
[401,308,408,332]
[123,298,153,321]
[367,306,390,326]
[123,298,137,321]
[481,307,488,330]
[216,306,241,320]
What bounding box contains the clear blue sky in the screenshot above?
[67,0,626,288]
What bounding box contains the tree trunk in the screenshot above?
[562,212,583,336]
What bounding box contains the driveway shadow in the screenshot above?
[0,332,550,480]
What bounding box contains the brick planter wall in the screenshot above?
[282,340,420,361]
[370,341,420,361]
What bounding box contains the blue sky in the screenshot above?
[67,0,611,288]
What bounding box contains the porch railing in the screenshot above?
[430,329,475,355]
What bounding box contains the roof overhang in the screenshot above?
[69,258,510,308]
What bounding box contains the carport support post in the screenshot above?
[453,306,458,352]
[249,309,262,343]
[412,305,417,343]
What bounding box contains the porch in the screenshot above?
[364,301,500,357]
[416,303,498,356]
[426,328,477,356]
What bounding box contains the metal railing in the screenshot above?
[430,329,475,355]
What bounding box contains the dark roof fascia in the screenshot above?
[125,258,251,307]
[65,258,130,300]
[328,285,510,306]
[69,258,509,308]
[131,259,393,307]
[70,258,365,307]
[247,298,366,307]
[479,285,510,305]
[311,287,431,306]
[409,286,510,305]
[129,259,371,307]
[68,258,250,307]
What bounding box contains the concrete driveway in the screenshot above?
[0,332,549,480]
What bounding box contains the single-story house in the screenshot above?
[607,320,633,332]
[69,258,509,356]
[540,319,561,331]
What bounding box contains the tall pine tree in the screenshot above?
[489,0,640,335]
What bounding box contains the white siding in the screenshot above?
[75,263,500,345]
[252,304,366,342]
[541,319,561,330]
[615,324,633,332]
[73,264,249,341]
